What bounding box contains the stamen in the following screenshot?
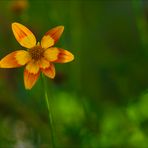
[29,45,44,61]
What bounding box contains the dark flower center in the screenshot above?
[29,45,44,60]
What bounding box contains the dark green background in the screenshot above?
[0,0,148,147]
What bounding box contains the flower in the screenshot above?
[10,0,28,14]
[0,22,74,89]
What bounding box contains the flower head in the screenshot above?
[10,0,28,14]
[0,22,74,89]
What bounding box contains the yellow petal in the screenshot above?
[12,22,36,48]
[24,68,40,89]
[44,47,60,62]
[0,50,31,68]
[26,60,40,74]
[41,63,55,79]
[39,58,50,69]
[41,26,64,49]
[54,48,74,63]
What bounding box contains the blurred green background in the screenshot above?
[0,0,148,147]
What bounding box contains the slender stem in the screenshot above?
[42,74,56,148]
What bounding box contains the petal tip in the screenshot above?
[70,53,74,61]
[58,26,64,33]
[50,74,55,79]
[71,55,75,61]
[11,22,19,28]
[25,86,31,90]
[63,50,75,63]
[66,52,74,62]
[58,25,64,30]
[54,26,64,34]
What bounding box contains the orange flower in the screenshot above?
[0,22,74,89]
[10,0,28,14]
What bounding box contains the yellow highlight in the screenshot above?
[41,35,54,49]
[20,35,37,49]
[15,50,31,65]
[44,47,59,62]
[26,61,39,74]
[39,58,50,69]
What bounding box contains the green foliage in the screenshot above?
[0,0,147,147]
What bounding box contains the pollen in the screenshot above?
[29,45,44,61]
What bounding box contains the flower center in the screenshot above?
[28,45,44,61]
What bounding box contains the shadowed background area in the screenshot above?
[0,0,148,147]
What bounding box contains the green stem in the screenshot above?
[42,74,56,148]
